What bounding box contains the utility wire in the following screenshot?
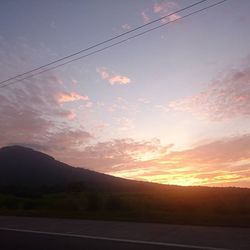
[0,0,210,85]
[0,0,228,89]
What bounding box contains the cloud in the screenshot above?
[66,110,77,120]
[154,104,169,112]
[85,102,93,108]
[105,97,139,114]
[45,130,93,152]
[56,92,89,103]
[141,11,150,23]
[65,138,172,171]
[0,76,93,152]
[105,135,250,187]
[0,37,93,165]
[121,23,131,30]
[166,134,250,166]
[98,68,110,80]
[169,63,250,121]
[153,1,178,14]
[114,117,134,131]
[140,1,180,25]
[166,13,180,22]
[109,75,131,85]
[97,68,131,85]
[138,98,150,104]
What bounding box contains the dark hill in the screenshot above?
[0,145,159,192]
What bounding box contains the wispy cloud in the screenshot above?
[138,97,151,104]
[169,63,250,121]
[0,38,107,156]
[106,135,250,187]
[0,72,92,154]
[114,117,134,131]
[141,10,150,23]
[121,23,131,31]
[66,110,77,120]
[153,1,178,14]
[56,91,89,103]
[54,134,249,187]
[141,1,180,25]
[98,68,110,80]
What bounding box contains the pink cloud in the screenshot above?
[141,11,150,23]
[160,13,181,24]
[167,134,250,165]
[140,1,181,24]
[46,130,93,152]
[98,68,110,80]
[97,67,131,85]
[109,75,131,85]
[68,138,172,170]
[0,75,93,153]
[166,13,180,22]
[52,134,250,187]
[0,38,93,157]
[57,92,89,103]
[67,110,77,120]
[169,63,250,121]
[153,1,181,23]
[50,75,64,85]
[153,1,178,14]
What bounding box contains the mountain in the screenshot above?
[0,145,159,192]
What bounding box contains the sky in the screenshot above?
[0,0,250,188]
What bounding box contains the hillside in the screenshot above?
[0,145,161,192]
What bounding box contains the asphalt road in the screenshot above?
[0,230,220,250]
[0,216,249,250]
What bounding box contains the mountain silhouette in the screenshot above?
[0,145,159,192]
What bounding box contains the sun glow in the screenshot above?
[133,151,161,162]
[141,173,205,186]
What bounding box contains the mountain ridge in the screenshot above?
[0,145,165,192]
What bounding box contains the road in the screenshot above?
[0,216,249,250]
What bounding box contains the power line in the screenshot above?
[1,0,228,89]
[0,0,210,85]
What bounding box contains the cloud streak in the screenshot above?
[56,92,89,103]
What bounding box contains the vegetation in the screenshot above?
[0,185,250,227]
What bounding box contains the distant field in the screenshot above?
[1,186,250,227]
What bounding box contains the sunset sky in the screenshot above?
[0,0,250,187]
